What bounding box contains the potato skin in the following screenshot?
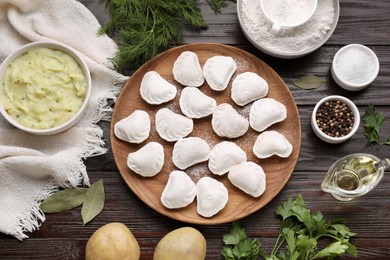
[85,222,140,260]
[153,227,207,260]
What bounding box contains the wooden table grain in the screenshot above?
[1,0,389,259]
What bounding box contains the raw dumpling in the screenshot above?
[208,141,247,176]
[114,110,150,143]
[196,177,228,218]
[179,87,217,119]
[253,130,293,159]
[140,71,177,105]
[228,162,266,197]
[155,108,193,142]
[161,170,196,209]
[172,137,210,170]
[127,142,164,177]
[212,103,249,138]
[250,98,287,132]
[203,56,237,91]
[172,51,205,87]
[231,72,269,106]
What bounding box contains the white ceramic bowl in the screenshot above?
[331,44,380,91]
[311,95,360,144]
[237,0,340,58]
[0,41,91,135]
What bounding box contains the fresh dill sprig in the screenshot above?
[99,0,231,73]
[207,0,232,13]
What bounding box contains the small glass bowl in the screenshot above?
[311,95,360,144]
[331,44,380,91]
[0,41,91,135]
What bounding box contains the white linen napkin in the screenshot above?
[0,0,128,240]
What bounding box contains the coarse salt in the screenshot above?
[335,46,377,85]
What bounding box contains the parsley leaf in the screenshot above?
[221,222,266,260]
[362,105,389,146]
[314,241,349,258]
[223,221,247,245]
[330,223,357,238]
[275,196,294,220]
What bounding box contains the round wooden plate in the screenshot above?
[111,43,301,224]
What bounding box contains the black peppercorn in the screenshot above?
[316,100,354,138]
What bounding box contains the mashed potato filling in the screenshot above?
[0,47,87,129]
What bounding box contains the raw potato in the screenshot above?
[154,227,207,260]
[86,222,140,260]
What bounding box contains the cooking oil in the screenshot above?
[321,153,389,201]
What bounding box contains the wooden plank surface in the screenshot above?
[1,0,389,259]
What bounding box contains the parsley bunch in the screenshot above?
[222,195,357,260]
[362,105,390,146]
[99,0,231,73]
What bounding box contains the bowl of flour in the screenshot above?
[237,0,339,58]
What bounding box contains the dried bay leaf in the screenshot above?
[40,188,88,213]
[292,75,326,90]
[81,179,105,225]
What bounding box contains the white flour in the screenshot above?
[240,0,335,54]
[263,0,315,26]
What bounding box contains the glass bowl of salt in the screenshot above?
[331,44,380,91]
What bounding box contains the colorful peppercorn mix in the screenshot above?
[315,100,354,138]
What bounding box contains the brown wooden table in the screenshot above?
[1,0,389,259]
